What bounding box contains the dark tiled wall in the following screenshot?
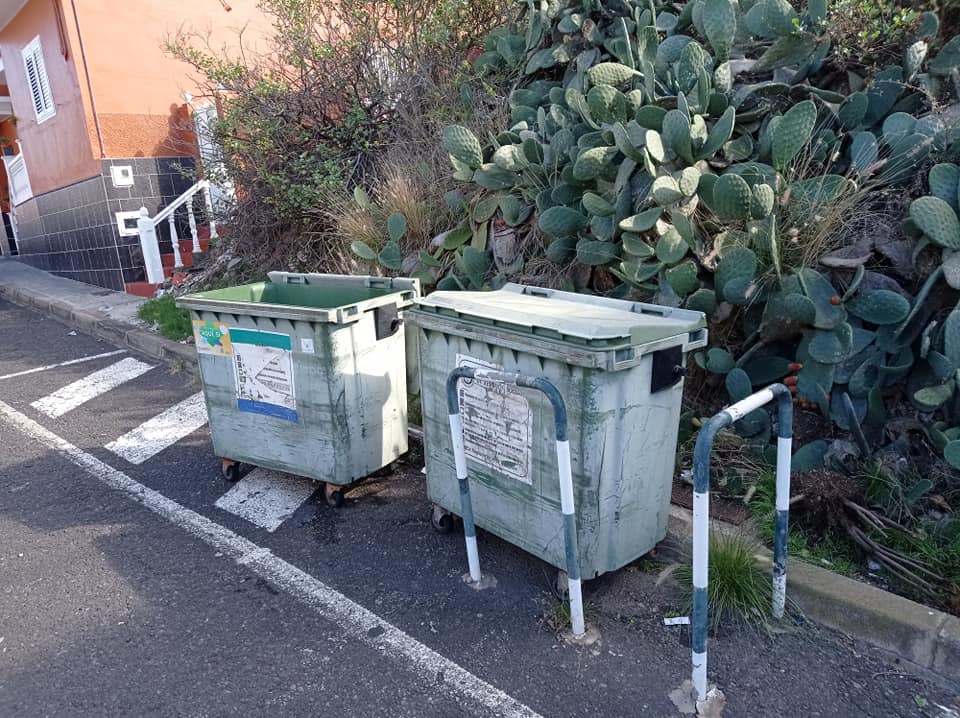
[14,176,124,290]
[14,156,199,291]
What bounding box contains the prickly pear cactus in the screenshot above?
[420,0,960,454]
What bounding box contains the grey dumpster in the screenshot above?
[177,272,419,506]
[407,283,707,578]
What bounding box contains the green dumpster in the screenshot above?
[408,283,707,578]
[177,272,419,506]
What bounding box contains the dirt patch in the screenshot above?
[790,469,862,536]
[790,408,836,448]
[672,484,751,525]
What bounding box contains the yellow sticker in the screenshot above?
[192,320,232,355]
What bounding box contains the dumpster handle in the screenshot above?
[446,367,586,639]
[691,383,792,701]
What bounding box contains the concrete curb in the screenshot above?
[0,282,198,370]
[668,505,960,689]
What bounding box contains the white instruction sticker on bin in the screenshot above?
[455,354,533,484]
[300,337,315,354]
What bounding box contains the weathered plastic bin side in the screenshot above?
[180,275,416,484]
[412,314,705,579]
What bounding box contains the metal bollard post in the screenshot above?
[446,367,586,638]
[691,383,793,701]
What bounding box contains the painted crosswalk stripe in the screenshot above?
[215,469,317,532]
[105,392,208,464]
[0,350,126,381]
[30,357,154,418]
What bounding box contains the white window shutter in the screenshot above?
[22,37,54,123]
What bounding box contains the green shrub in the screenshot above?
[138,295,192,341]
[673,532,775,630]
[167,0,512,278]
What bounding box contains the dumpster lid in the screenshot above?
[411,283,705,348]
[177,273,420,324]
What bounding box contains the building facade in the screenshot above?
[0,0,265,290]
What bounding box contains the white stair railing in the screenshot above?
[136,179,219,284]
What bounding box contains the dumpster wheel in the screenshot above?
[430,504,455,534]
[220,459,241,482]
[324,483,346,508]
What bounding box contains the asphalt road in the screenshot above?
[0,298,957,717]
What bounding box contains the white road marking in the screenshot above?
[30,357,154,418]
[0,350,126,381]
[215,469,317,532]
[105,392,208,465]
[0,399,542,718]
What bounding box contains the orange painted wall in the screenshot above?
[0,0,98,195]
[74,0,270,159]
[0,111,18,211]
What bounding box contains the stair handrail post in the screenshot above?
[168,214,183,268]
[187,197,201,255]
[137,207,164,284]
[201,181,218,240]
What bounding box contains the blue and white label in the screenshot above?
[231,328,298,422]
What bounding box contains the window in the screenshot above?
[22,37,55,123]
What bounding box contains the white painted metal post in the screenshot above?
[691,383,793,701]
[187,201,201,254]
[556,438,585,638]
[202,183,218,240]
[448,411,482,583]
[137,208,164,284]
[168,214,183,268]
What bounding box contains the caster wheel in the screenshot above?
[221,461,241,482]
[325,484,345,508]
[430,505,454,534]
[555,570,569,598]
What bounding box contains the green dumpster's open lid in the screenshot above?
[411,283,706,348]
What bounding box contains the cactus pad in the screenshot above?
[712,173,754,220]
[621,232,655,258]
[850,132,879,176]
[473,164,516,190]
[573,146,618,180]
[655,227,690,263]
[443,125,484,168]
[581,192,615,217]
[538,206,588,237]
[576,239,621,266]
[686,288,717,316]
[619,208,663,232]
[715,246,758,300]
[764,0,800,37]
[679,167,701,197]
[846,290,911,325]
[666,260,700,297]
[750,184,775,219]
[492,144,529,172]
[929,163,960,213]
[725,367,753,402]
[772,100,816,171]
[652,176,684,205]
[587,62,639,86]
[662,110,693,163]
[910,196,960,249]
[804,324,853,368]
[743,355,792,384]
[699,106,736,159]
[703,0,736,60]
